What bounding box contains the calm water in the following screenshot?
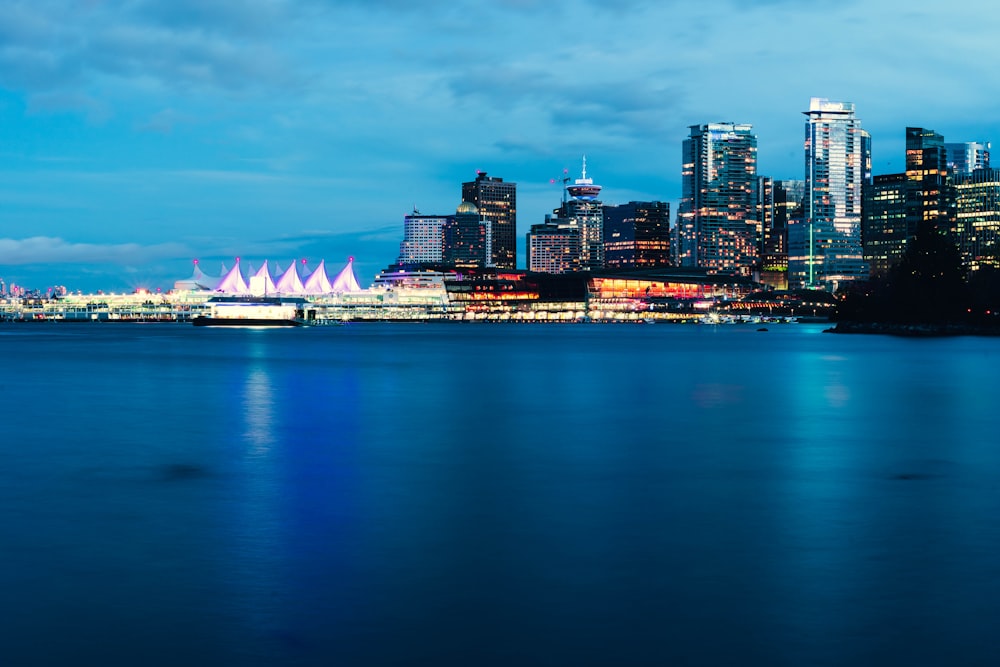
[2,322,1000,666]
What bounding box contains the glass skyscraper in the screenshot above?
[789,98,870,290]
[678,123,758,276]
[462,172,516,269]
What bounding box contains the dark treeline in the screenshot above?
[837,222,1000,326]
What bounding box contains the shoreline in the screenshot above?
[825,321,1000,337]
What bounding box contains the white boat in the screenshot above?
[192,296,310,327]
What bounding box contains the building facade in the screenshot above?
[602,201,671,271]
[862,173,908,276]
[946,141,991,175]
[905,127,954,237]
[397,213,448,264]
[526,216,581,274]
[462,172,517,269]
[442,202,492,269]
[954,168,1000,271]
[789,98,870,290]
[678,123,758,276]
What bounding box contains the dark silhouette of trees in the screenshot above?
[838,222,971,324]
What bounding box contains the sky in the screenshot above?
[2,0,999,293]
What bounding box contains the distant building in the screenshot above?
[462,172,517,269]
[554,158,604,270]
[397,212,448,264]
[678,123,758,276]
[946,141,991,175]
[526,216,581,274]
[789,98,870,290]
[442,202,493,269]
[954,168,1000,271]
[863,173,908,276]
[602,201,671,271]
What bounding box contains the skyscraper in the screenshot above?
[954,169,1000,271]
[462,172,516,269]
[905,127,953,236]
[789,98,869,290]
[946,141,991,175]
[757,178,804,289]
[526,215,581,274]
[397,211,448,265]
[863,173,907,276]
[442,202,492,269]
[678,123,758,276]
[602,201,671,271]
[556,158,604,271]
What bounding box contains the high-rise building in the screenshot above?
[555,158,604,271]
[954,168,1000,271]
[678,123,758,276]
[905,127,954,236]
[397,212,448,265]
[442,202,492,269]
[863,173,908,276]
[789,98,870,290]
[526,216,581,274]
[757,179,804,289]
[602,201,671,271]
[462,172,517,269]
[946,141,991,175]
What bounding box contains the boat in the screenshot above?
[192,296,311,327]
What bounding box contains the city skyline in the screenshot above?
[2,0,999,292]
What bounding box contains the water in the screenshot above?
[2,322,1000,666]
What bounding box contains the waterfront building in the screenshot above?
[554,158,605,270]
[442,201,492,269]
[954,168,1000,270]
[602,201,671,271]
[863,173,908,276]
[946,141,991,175]
[678,123,758,276]
[398,212,448,264]
[526,216,582,274]
[789,98,870,290]
[462,172,517,269]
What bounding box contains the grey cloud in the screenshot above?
[0,237,190,265]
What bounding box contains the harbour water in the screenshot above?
[3,322,1000,665]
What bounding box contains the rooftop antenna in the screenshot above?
[582,154,587,180]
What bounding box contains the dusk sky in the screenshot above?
[1,0,998,292]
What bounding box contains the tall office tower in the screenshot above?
[905,127,954,236]
[756,179,804,289]
[442,202,492,269]
[678,123,758,276]
[527,215,582,274]
[462,172,517,269]
[397,212,448,265]
[602,201,671,271]
[863,173,908,276]
[954,169,1000,271]
[789,98,869,290]
[554,158,604,270]
[946,141,991,175]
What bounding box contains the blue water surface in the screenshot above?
[2,322,1000,666]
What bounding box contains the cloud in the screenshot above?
[0,237,190,265]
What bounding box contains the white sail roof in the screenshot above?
[331,257,362,293]
[274,260,305,294]
[303,259,335,294]
[173,260,219,291]
[215,259,249,294]
[249,260,277,295]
